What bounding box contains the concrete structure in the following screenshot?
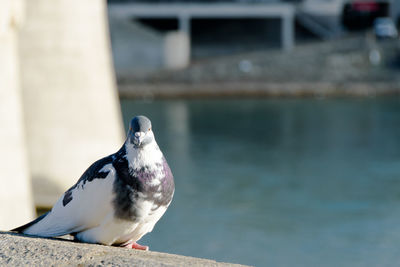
[297,0,345,39]
[109,16,165,75]
[0,0,35,230]
[108,3,295,56]
[108,18,190,74]
[0,231,249,266]
[389,0,400,21]
[164,31,190,69]
[19,0,125,207]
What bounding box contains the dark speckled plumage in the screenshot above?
[61,138,174,222]
[112,146,174,221]
[63,156,113,206]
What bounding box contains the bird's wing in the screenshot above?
[14,156,117,237]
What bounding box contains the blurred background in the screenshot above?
[1,0,400,266]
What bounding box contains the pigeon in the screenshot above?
[12,115,175,250]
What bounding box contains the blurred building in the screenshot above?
[107,0,400,76]
[108,0,295,75]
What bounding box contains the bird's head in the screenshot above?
[127,115,154,148]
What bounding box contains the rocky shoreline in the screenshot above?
[119,81,400,99]
[117,34,400,99]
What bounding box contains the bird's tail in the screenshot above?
[11,212,49,233]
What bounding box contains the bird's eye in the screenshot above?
[130,127,132,131]
[148,128,151,132]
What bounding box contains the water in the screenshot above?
[121,98,400,267]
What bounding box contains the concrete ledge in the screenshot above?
[0,231,248,267]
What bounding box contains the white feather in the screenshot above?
[125,137,163,171]
[24,164,116,237]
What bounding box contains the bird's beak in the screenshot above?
[133,132,146,147]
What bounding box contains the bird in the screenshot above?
[12,115,175,250]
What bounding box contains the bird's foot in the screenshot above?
[123,241,149,251]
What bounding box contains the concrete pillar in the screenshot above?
[164,31,190,69]
[282,13,294,51]
[178,15,191,37]
[19,0,125,207]
[390,0,400,22]
[0,0,35,230]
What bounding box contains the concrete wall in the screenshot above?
[0,0,35,230]
[109,16,164,76]
[108,16,189,74]
[391,0,400,21]
[19,0,125,207]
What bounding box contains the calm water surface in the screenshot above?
[121,98,400,267]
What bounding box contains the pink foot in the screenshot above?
[123,241,149,251]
